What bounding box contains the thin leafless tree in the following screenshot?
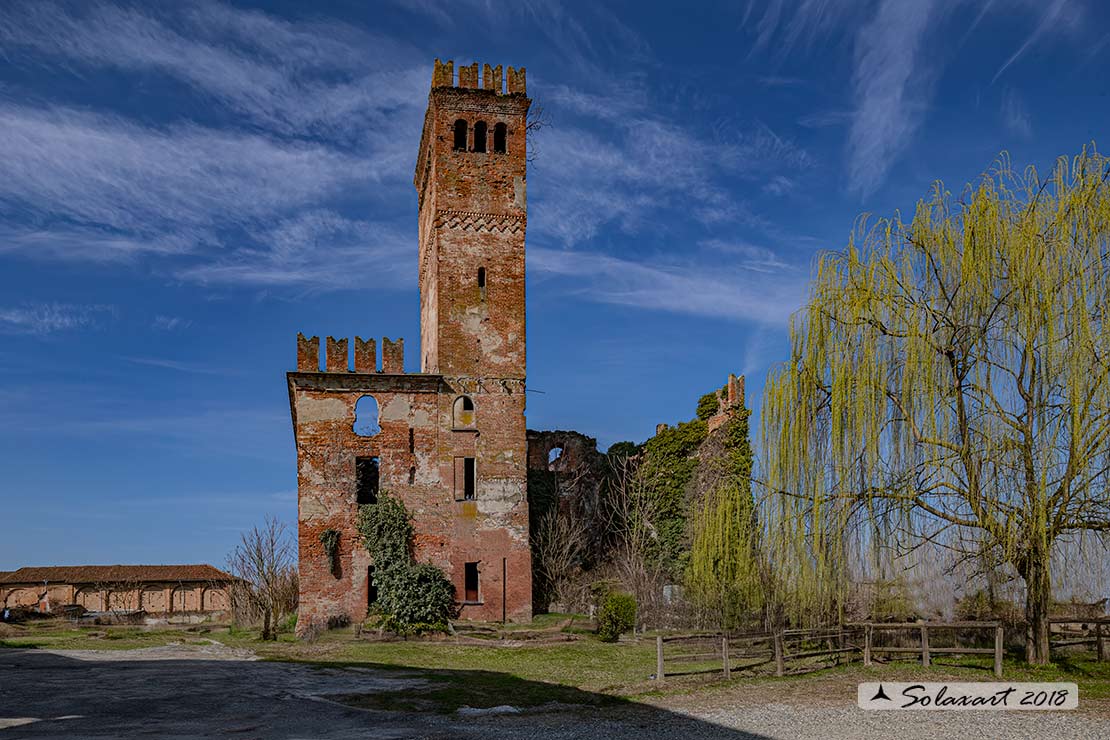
[227,517,296,640]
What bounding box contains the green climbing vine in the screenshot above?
[356,492,456,634]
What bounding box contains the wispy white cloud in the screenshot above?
[0,225,191,263]
[0,1,422,292]
[992,0,1082,83]
[0,0,426,143]
[742,0,1088,196]
[0,104,368,244]
[121,356,230,375]
[531,246,804,325]
[532,116,811,245]
[176,210,412,289]
[1000,88,1033,138]
[0,303,115,335]
[763,175,798,196]
[742,0,862,57]
[847,0,938,197]
[798,110,853,129]
[152,315,192,331]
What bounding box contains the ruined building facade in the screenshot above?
[289,60,532,633]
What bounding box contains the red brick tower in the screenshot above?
[289,60,532,635]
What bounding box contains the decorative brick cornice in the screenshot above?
[435,209,525,234]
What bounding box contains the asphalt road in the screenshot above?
[1,645,1108,739]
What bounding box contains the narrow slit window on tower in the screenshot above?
[464,562,480,603]
[408,466,416,485]
[477,267,486,290]
[408,427,415,453]
[355,456,380,504]
[493,122,507,153]
[453,119,467,151]
[367,566,378,606]
[473,121,487,152]
[454,456,476,500]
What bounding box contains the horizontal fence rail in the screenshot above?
[848,621,1004,677]
[652,620,1055,682]
[1048,618,1109,662]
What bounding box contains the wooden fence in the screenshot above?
[854,621,1003,678]
[1049,617,1109,661]
[655,621,1011,682]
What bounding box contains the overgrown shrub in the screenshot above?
[696,391,720,420]
[375,563,457,634]
[356,492,456,635]
[597,591,637,642]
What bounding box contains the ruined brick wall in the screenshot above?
[291,60,533,633]
[291,340,531,629]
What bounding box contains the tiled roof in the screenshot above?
[0,564,235,585]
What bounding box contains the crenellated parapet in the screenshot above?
[707,373,747,433]
[294,334,406,374]
[297,333,319,372]
[432,58,526,95]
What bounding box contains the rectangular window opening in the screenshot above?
[464,457,475,500]
[356,456,380,505]
[408,427,415,453]
[464,562,479,603]
[367,566,378,607]
[454,456,476,500]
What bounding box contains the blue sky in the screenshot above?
[1,0,1107,568]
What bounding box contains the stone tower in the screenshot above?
[288,60,532,635]
[417,59,529,379]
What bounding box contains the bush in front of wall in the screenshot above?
[356,492,457,635]
[597,591,637,642]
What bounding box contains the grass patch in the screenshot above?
[0,623,199,651]
[215,629,657,693]
[336,668,626,713]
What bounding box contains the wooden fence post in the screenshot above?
[1097,623,1105,663]
[774,630,784,677]
[656,636,664,682]
[921,623,930,668]
[722,636,731,679]
[864,624,872,667]
[994,624,1003,678]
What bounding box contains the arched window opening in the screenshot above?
[353,395,380,437]
[548,446,564,468]
[453,395,475,428]
[473,121,487,152]
[493,122,507,154]
[453,119,467,151]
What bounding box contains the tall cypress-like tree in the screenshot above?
[760,148,1110,664]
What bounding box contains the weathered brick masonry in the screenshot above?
[290,60,532,633]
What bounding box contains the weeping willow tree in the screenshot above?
[761,147,1110,664]
[687,485,763,629]
[687,400,763,630]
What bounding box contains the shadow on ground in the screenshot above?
[0,648,770,739]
